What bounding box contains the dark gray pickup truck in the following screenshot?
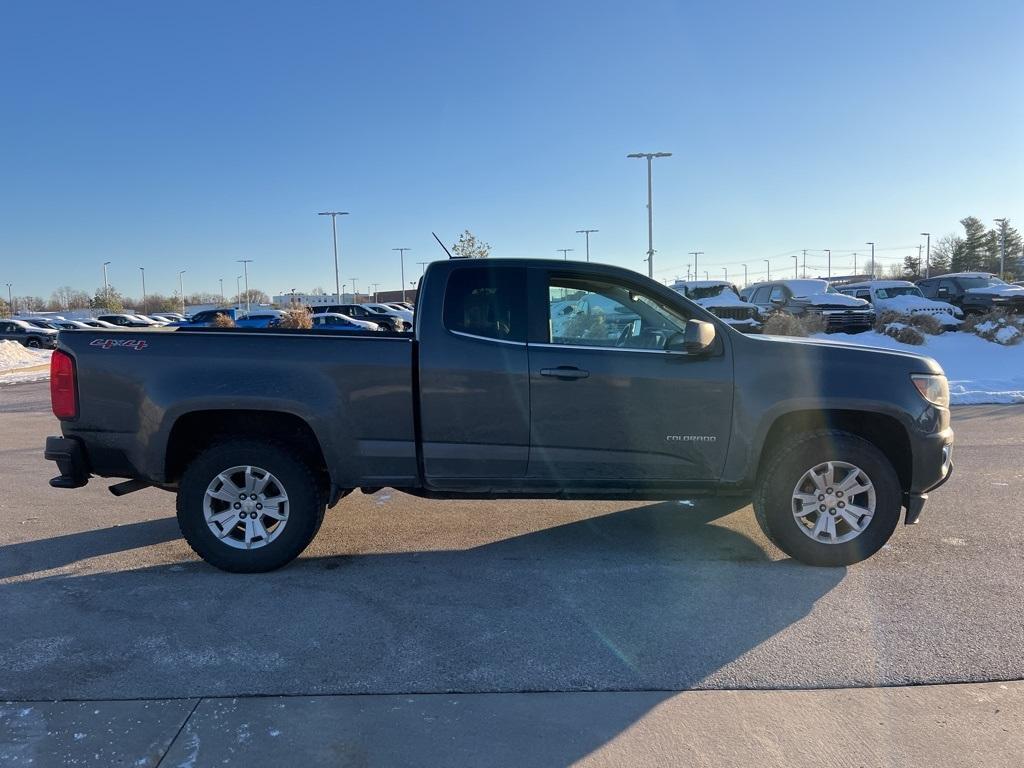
[45,259,953,572]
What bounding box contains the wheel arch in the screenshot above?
[757,409,913,492]
[165,409,330,498]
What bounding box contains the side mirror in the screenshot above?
[667,319,716,355]
[770,297,786,306]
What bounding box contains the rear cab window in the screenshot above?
[443,266,527,343]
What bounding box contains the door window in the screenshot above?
[443,267,527,342]
[768,285,786,303]
[547,276,688,350]
[751,286,772,304]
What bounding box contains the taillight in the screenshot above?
[50,350,78,420]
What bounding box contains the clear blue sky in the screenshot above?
[2,0,1021,299]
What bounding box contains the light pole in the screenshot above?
[994,219,1007,278]
[824,249,831,279]
[802,249,807,279]
[417,261,429,275]
[139,267,147,313]
[177,271,186,314]
[219,278,224,306]
[5,283,12,315]
[371,282,381,302]
[764,259,770,281]
[393,248,410,302]
[627,151,672,278]
[866,242,875,277]
[741,264,748,286]
[688,251,703,279]
[237,259,253,314]
[557,248,574,260]
[723,267,728,282]
[102,261,111,308]
[704,271,709,280]
[350,278,358,298]
[852,253,858,274]
[920,233,931,278]
[318,211,349,303]
[792,255,798,278]
[236,275,242,307]
[575,229,598,262]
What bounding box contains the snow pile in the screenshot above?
[0,340,52,384]
[965,284,1024,297]
[800,293,870,307]
[695,290,750,309]
[812,331,1024,404]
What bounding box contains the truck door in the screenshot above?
[526,268,733,485]
[417,265,531,482]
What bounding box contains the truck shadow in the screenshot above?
[0,499,845,766]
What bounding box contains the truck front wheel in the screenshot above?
[753,430,901,567]
[176,439,326,572]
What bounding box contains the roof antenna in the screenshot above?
[432,232,454,259]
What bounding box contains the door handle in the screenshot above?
[540,366,590,380]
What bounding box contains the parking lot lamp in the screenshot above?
[866,242,875,277]
[219,278,224,306]
[627,152,672,278]
[139,267,147,313]
[350,278,357,298]
[102,261,111,308]
[920,233,931,278]
[557,248,574,261]
[994,219,1006,279]
[393,248,410,302]
[824,249,831,279]
[237,259,253,314]
[688,251,703,279]
[723,267,728,282]
[371,282,380,302]
[742,264,748,286]
[792,255,798,279]
[764,259,770,280]
[575,229,598,262]
[177,271,186,314]
[5,283,12,315]
[236,276,242,307]
[318,211,349,302]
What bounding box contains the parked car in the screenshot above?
[82,319,120,328]
[168,308,239,327]
[0,318,58,348]
[52,320,96,330]
[311,312,382,331]
[838,280,962,327]
[150,313,187,323]
[309,303,404,331]
[19,318,63,330]
[96,313,161,328]
[133,314,170,326]
[746,279,874,332]
[916,273,1024,314]
[671,280,762,331]
[361,302,414,328]
[236,309,286,329]
[45,258,953,573]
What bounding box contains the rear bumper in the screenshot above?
[44,435,90,488]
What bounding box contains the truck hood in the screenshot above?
[794,293,870,308]
[965,284,1024,297]
[752,333,944,374]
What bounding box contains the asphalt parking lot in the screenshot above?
[2,381,1024,764]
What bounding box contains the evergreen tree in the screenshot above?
[959,216,990,272]
[992,218,1023,279]
[902,251,922,279]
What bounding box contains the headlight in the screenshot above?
[911,374,949,408]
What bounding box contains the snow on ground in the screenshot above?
[812,331,1024,405]
[0,340,52,384]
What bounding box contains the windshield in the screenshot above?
[959,276,1008,289]
[686,284,732,300]
[877,286,923,299]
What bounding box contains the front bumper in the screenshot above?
[44,435,90,488]
[903,434,954,524]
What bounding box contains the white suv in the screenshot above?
[840,280,962,327]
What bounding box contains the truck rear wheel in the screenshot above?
[753,430,901,567]
[176,439,326,572]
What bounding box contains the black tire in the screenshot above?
[753,430,901,567]
[26,338,41,348]
[176,439,326,573]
